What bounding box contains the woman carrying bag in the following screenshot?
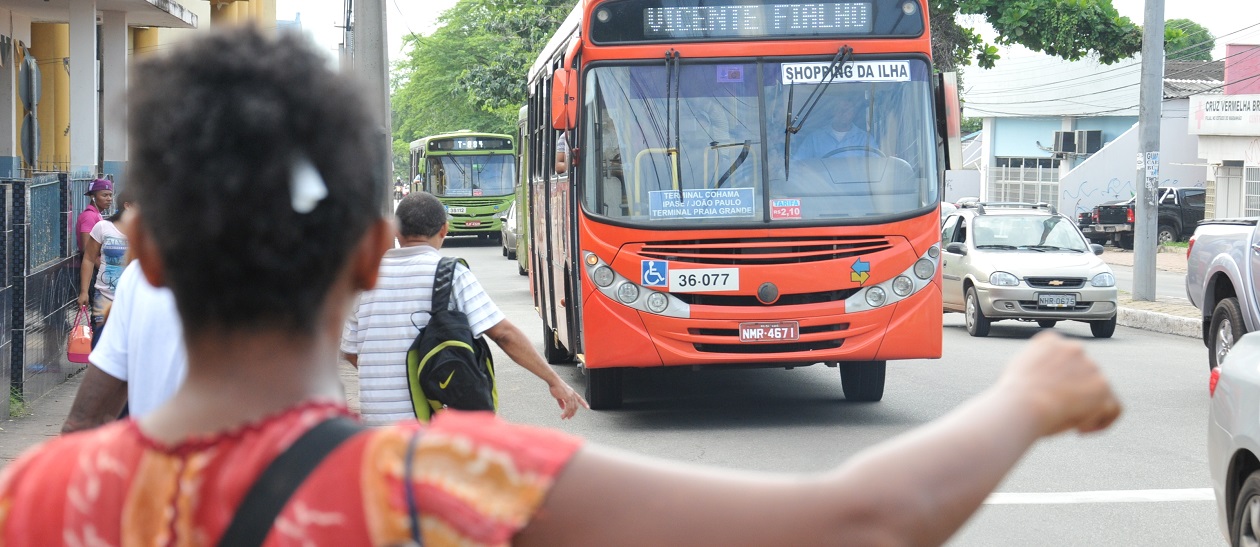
[78,193,133,348]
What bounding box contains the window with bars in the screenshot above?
[1246,166,1260,217]
[990,157,1060,204]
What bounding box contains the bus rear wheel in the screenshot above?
[585,367,623,410]
[839,361,886,402]
[542,324,570,364]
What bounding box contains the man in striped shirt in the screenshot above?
[341,191,587,425]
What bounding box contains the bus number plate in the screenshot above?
[739,321,799,343]
[668,268,739,292]
[447,206,467,214]
[465,220,482,227]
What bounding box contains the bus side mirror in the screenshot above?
[551,68,578,131]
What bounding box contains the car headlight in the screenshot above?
[1091,272,1116,287]
[913,258,935,280]
[616,282,639,304]
[865,286,887,307]
[592,266,615,287]
[645,291,669,313]
[892,275,914,297]
[989,271,1020,287]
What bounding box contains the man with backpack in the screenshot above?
[341,191,587,425]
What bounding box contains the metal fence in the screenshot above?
[6,173,81,407]
[1,183,11,420]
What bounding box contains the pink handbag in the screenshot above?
[67,305,92,364]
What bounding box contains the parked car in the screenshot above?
[500,201,519,260]
[940,202,1118,338]
[1207,332,1260,545]
[1081,186,1206,249]
[1185,218,1260,369]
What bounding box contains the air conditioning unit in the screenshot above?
[1075,130,1103,154]
[1053,131,1076,153]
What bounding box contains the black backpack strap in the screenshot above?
[217,416,365,547]
[431,256,467,313]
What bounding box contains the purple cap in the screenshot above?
[85,178,112,196]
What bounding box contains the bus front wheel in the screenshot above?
[585,367,623,410]
[839,361,886,402]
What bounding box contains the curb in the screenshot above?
[1118,306,1200,339]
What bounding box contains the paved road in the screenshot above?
[452,238,1218,546]
[1109,263,1191,303]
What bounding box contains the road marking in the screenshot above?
[985,488,1214,505]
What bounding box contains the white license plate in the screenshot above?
[1038,294,1076,308]
[464,220,482,227]
[668,268,739,292]
[739,321,800,343]
[1104,226,1115,232]
[447,206,467,214]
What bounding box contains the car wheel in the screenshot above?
[1158,224,1177,245]
[965,287,991,337]
[839,361,886,402]
[501,243,508,257]
[507,248,517,260]
[518,262,528,276]
[542,324,570,364]
[1211,297,1247,370]
[1232,470,1260,547]
[585,367,623,410]
[1037,319,1058,328]
[1090,315,1117,338]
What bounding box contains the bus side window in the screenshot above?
[555,131,569,174]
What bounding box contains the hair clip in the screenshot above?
[289,156,328,214]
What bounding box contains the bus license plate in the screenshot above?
[447,206,467,214]
[465,220,482,227]
[739,321,799,343]
[1038,294,1076,308]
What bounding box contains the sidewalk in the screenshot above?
[1100,246,1202,339]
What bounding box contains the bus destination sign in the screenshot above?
[429,137,512,152]
[644,3,872,38]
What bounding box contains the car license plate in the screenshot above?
[739,321,800,343]
[447,206,467,214]
[1038,294,1076,308]
[1104,226,1115,232]
[465,220,482,227]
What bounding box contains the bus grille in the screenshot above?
[638,236,893,265]
[447,198,510,208]
[690,324,847,354]
[673,288,859,306]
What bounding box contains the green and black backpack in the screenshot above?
[406,256,497,421]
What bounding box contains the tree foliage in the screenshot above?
[1164,18,1214,61]
[930,0,1143,72]
[390,0,576,169]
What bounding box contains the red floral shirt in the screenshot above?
[0,405,581,546]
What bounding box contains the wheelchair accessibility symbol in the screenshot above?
[641,260,669,287]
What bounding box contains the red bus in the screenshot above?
[524,0,960,408]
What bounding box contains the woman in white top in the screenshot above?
[78,195,134,346]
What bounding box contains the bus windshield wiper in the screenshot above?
[783,45,853,178]
[449,157,468,189]
[713,140,753,188]
[664,49,682,200]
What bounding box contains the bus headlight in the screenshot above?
[616,282,639,304]
[892,275,914,297]
[592,266,615,287]
[1091,272,1116,287]
[865,286,887,308]
[645,291,669,313]
[913,258,935,279]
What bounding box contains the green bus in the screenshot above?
[409,131,516,238]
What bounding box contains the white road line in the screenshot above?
[985,488,1214,505]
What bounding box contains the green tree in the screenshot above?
[1164,18,1214,61]
[391,0,576,165]
[930,0,1144,72]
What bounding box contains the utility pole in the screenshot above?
[1133,0,1164,301]
[351,0,392,214]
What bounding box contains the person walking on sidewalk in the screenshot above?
[0,27,1122,547]
[341,191,586,424]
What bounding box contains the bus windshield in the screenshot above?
[427,154,514,197]
[582,58,938,225]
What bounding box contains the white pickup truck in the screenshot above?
[1186,218,1260,369]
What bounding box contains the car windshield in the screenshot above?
[581,58,937,225]
[973,215,1089,252]
[427,154,514,197]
